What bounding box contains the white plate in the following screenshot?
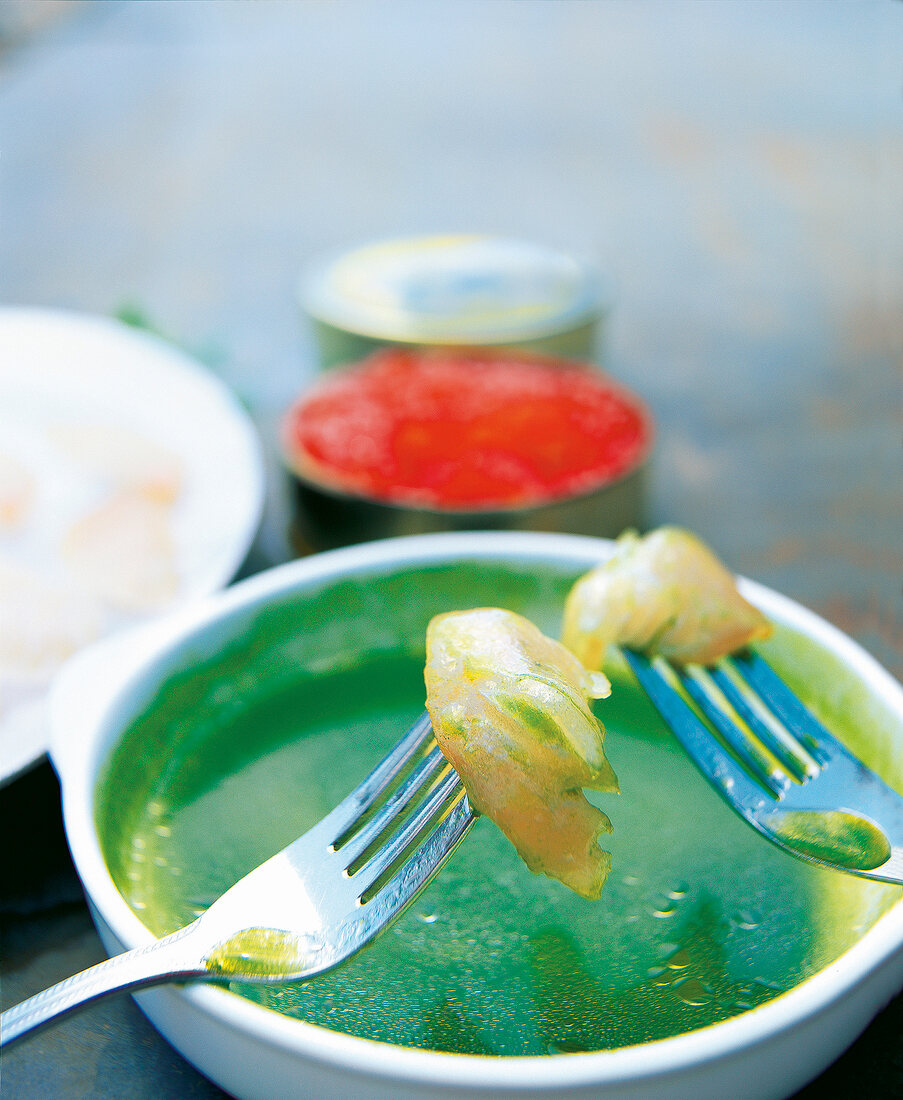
[0,307,265,784]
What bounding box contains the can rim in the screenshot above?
[299,234,610,344]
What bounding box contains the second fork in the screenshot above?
[623,647,903,886]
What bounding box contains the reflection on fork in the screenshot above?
[623,648,903,885]
[0,712,475,1047]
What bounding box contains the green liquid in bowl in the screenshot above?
[97,558,903,1056]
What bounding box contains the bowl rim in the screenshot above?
[50,530,903,1091]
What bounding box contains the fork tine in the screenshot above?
[678,665,791,797]
[315,711,435,839]
[366,797,474,914]
[336,744,449,864]
[342,797,475,951]
[622,650,769,810]
[731,651,842,766]
[352,768,468,897]
[709,658,820,781]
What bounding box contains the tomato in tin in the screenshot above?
[282,349,651,511]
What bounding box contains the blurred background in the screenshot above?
[2,0,900,675]
[1,0,901,1095]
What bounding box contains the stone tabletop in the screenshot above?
[1,1,901,1096]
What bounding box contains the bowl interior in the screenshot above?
[94,549,903,1058]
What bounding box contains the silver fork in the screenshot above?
[1,712,474,1048]
[623,648,903,885]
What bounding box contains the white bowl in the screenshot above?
[49,532,903,1100]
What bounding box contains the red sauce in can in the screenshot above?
[282,349,651,511]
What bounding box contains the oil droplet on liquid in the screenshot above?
[548,1040,589,1055]
[675,978,712,1007]
[764,809,891,870]
[205,928,322,979]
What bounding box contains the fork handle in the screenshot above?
[0,923,206,1048]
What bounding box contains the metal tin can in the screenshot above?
[280,348,653,554]
[286,459,650,555]
[299,234,608,368]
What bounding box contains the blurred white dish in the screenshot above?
[0,306,264,783]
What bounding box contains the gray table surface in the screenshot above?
[1,1,901,1096]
